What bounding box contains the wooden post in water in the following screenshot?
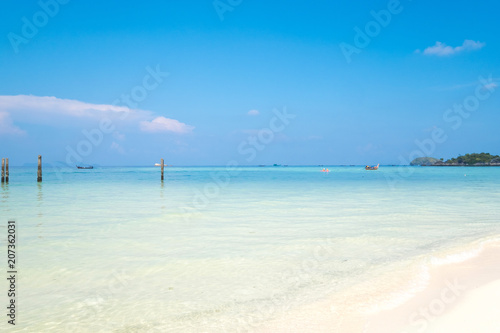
[5,158,8,183]
[1,158,4,183]
[161,158,164,181]
[37,155,42,182]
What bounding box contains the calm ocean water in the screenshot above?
[1,166,500,332]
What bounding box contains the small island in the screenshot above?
[409,157,441,166]
[411,153,500,166]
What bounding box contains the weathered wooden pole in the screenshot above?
[5,158,8,183]
[1,158,4,183]
[37,155,42,182]
[161,158,164,181]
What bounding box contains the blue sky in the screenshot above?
[0,0,499,166]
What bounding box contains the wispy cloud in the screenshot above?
[112,131,126,141]
[0,111,25,135]
[0,95,194,135]
[140,116,194,134]
[483,82,497,90]
[0,95,133,118]
[247,109,260,116]
[417,40,485,56]
[430,77,500,91]
[110,142,125,154]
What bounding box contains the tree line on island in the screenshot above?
[411,153,500,166]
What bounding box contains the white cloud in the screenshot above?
[483,82,497,90]
[140,116,194,134]
[431,77,500,91]
[110,142,125,154]
[0,95,194,135]
[0,111,25,135]
[0,95,133,118]
[113,131,126,141]
[247,109,260,116]
[418,40,485,56]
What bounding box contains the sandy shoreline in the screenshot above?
[257,237,500,333]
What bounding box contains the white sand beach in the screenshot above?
[259,239,500,333]
[424,279,500,333]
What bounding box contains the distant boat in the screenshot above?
[77,165,93,169]
[365,164,379,170]
[154,163,161,166]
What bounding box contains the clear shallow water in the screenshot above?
[1,166,500,332]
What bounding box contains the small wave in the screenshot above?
[430,234,500,267]
[430,246,484,266]
[364,263,431,314]
[365,233,500,314]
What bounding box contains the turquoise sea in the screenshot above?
[1,166,500,332]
